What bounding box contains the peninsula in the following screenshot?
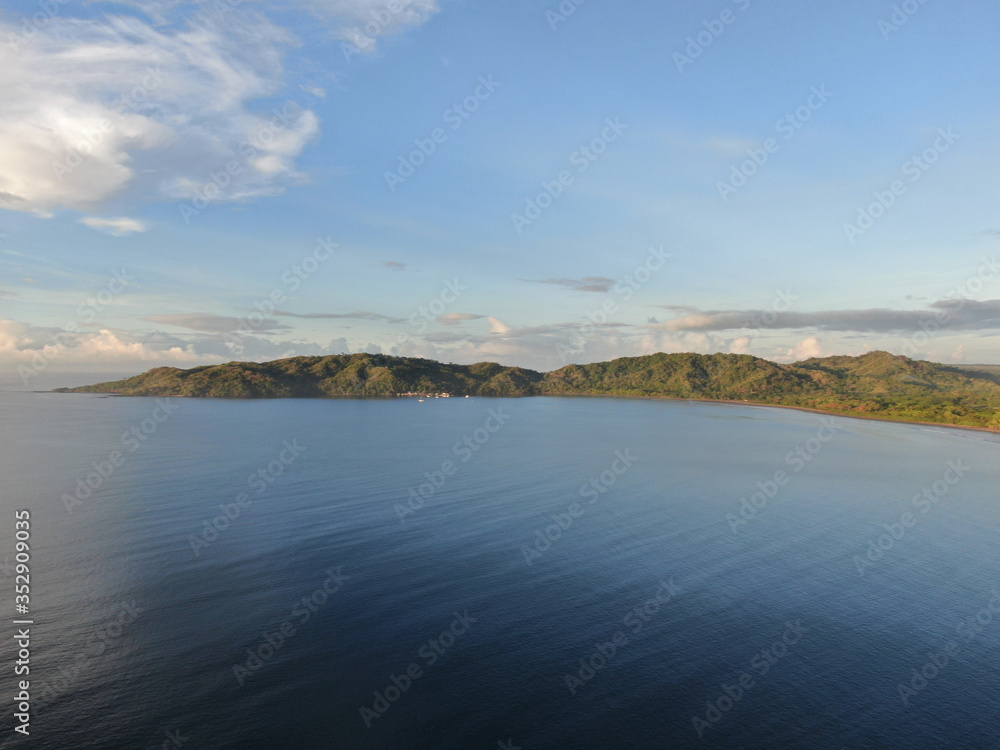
[56,351,1000,431]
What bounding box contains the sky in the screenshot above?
[1,0,999,388]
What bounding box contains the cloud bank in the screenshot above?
[658,299,1000,333]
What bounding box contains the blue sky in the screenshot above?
[1,0,999,387]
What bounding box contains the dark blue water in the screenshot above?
[1,392,999,749]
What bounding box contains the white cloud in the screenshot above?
[782,336,831,361]
[74,329,198,361]
[0,12,320,217]
[301,0,440,52]
[0,318,206,368]
[0,318,27,354]
[299,84,327,98]
[79,216,147,235]
[439,312,483,325]
[0,0,448,221]
[327,337,351,354]
[488,316,511,334]
[639,330,722,357]
[729,336,753,355]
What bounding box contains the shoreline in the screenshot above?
[539,391,1000,437]
[44,387,1000,437]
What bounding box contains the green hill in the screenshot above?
[543,352,814,400]
[55,354,544,399]
[55,350,1000,431]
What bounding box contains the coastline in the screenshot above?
[48,387,1000,438]
[537,391,1000,438]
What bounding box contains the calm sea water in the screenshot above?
[1,392,999,749]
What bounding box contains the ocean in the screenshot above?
[1,392,998,749]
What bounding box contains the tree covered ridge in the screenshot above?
[56,350,1000,430]
[57,353,545,399]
